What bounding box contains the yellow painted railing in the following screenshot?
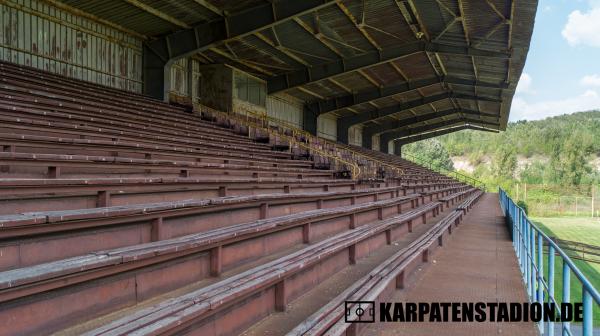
[196,105,362,179]
[205,107,406,180]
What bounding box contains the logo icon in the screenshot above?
[345,301,375,323]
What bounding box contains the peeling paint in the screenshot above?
[0,0,142,92]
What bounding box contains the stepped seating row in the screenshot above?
[0,151,332,179]
[0,183,468,270]
[201,107,445,180]
[0,62,340,182]
[0,133,312,168]
[0,188,476,336]
[1,60,466,184]
[439,187,479,208]
[344,143,449,176]
[0,63,261,145]
[0,177,357,214]
[0,176,461,214]
[0,60,482,336]
[77,191,480,336]
[286,190,484,336]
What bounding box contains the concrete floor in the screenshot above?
[367,193,539,336]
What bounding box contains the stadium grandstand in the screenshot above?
[1,1,596,336]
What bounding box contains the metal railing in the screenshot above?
[236,108,406,179]
[500,188,600,336]
[196,106,411,180]
[196,106,361,179]
[403,152,486,190]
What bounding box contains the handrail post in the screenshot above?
[525,217,530,288]
[583,289,593,336]
[521,212,526,274]
[530,226,536,300]
[562,260,570,335]
[537,231,544,332]
[548,245,555,336]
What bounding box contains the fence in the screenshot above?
[403,152,487,191]
[549,238,600,265]
[511,184,599,217]
[500,188,600,335]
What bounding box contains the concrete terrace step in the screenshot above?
[0,132,313,168]
[0,151,335,179]
[0,192,479,335]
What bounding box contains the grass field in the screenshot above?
[530,217,600,325]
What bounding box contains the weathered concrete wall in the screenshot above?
[317,114,337,140]
[0,0,142,92]
[266,93,303,129]
[348,125,363,146]
[196,64,233,112]
[372,134,381,151]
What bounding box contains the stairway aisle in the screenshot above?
[366,193,538,336]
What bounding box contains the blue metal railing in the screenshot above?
[500,188,600,336]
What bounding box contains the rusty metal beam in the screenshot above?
[191,0,222,16]
[293,16,346,57]
[364,107,498,135]
[144,0,338,100]
[381,118,500,144]
[335,0,381,50]
[39,0,147,39]
[306,76,508,115]
[145,0,337,62]
[394,124,499,145]
[254,32,310,66]
[268,41,511,93]
[122,0,191,28]
[335,92,502,143]
[208,47,275,76]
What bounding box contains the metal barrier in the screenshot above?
[194,105,412,180]
[236,108,406,179]
[500,188,599,336]
[403,152,486,191]
[195,105,361,179]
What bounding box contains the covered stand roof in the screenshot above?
[54,0,537,144]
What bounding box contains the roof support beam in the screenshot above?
[394,124,499,146]
[146,0,337,62]
[40,0,148,39]
[336,92,501,143]
[267,41,511,93]
[380,118,500,144]
[143,0,337,100]
[306,76,508,115]
[364,108,498,135]
[191,0,223,16]
[123,0,191,28]
[341,92,501,126]
[335,0,381,50]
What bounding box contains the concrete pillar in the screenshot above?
[303,106,318,135]
[187,58,194,100]
[336,120,350,144]
[393,141,402,156]
[143,45,172,101]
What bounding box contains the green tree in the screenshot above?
[402,139,454,171]
[560,130,593,185]
[492,142,517,179]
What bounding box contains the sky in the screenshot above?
[509,0,600,121]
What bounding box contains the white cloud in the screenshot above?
[510,90,600,121]
[562,6,600,47]
[581,74,600,86]
[515,73,534,94]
